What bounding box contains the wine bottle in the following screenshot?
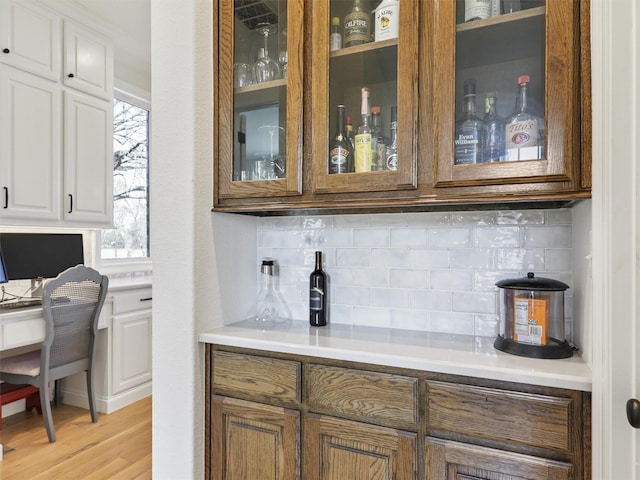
[309,251,327,326]
[329,104,351,174]
[354,87,373,172]
[344,0,370,47]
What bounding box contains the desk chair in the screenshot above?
[0,265,108,442]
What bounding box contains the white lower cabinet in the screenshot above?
[63,286,152,413]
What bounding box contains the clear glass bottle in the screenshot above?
[330,17,342,51]
[255,260,290,325]
[484,93,505,162]
[354,87,373,172]
[505,75,544,161]
[329,104,352,174]
[385,105,398,170]
[371,106,390,170]
[454,79,487,164]
[344,0,370,47]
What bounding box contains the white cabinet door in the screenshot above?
[0,65,61,221]
[112,311,152,395]
[63,90,113,226]
[0,0,60,80]
[63,19,113,100]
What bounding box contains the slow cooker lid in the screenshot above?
[495,272,569,291]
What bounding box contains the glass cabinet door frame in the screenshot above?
[310,0,419,195]
[216,0,304,200]
[432,0,579,187]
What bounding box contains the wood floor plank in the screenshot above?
[0,396,151,479]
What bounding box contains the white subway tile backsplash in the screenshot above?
[258,209,574,340]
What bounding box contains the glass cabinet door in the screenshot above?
[216,0,303,199]
[311,0,418,195]
[433,0,579,187]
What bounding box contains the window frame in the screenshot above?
[97,87,152,276]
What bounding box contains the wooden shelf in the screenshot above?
[456,6,545,33]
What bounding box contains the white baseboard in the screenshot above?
[62,382,151,414]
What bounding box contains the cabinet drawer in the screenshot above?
[212,351,301,404]
[306,364,418,427]
[426,381,573,453]
[112,288,152,315]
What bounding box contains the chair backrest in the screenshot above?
[41,265,108,372]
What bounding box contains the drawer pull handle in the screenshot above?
[140,297,152,302]
[2,48,9,54]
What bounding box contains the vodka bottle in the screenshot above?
[454,79,487,164]
[484,93,505,162]
[309,251,327,326]
[329,104,351,174]
[354,87,373,172]
[505,75,544,161]
[385,105,398,170]
[344,0,370,47]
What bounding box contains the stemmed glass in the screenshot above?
[254,23,280,83]
[258,125,286,179]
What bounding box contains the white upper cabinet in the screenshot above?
[0,65,61,221]
[63,90,113,225]
[0,0,61,81]
[63,19,113,100]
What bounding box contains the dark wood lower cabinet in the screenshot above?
[205,345,590,480]
[425,437,572,480]
[211,395,300,480]
[305,414,417,480]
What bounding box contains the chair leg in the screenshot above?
[86,368,98,423]
[39,382,56,443]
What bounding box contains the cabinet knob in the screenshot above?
[627,399,640,428]
[2,48,9,54]
[67,73,75,78]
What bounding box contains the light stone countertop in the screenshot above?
[199,319,592,392]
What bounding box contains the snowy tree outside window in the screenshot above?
[101,97,150,259]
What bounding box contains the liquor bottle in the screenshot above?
[464,0,490,22]
[385,105,398,170]
[345,116,355,171]
[309,251,327,326]
[374,0,399,41]
[371,106,390,170]
[344,0,370,47]
[330,17,342,51]
[484,93,505,162]
[329,104,352,174]
[255,260,290,324]
[505,75,544,161]
[454,79,487,165]
[354,87,373,172]
[489,0,501,16]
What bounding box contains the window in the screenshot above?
[101,92,150,261]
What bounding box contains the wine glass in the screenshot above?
[258,125,286,179]
[253,23,280,83]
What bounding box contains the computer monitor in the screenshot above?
[0,246,8,284]
[0,233,84,283]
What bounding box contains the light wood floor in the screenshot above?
[0,396,151,479]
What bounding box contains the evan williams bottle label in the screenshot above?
[454,129,481,164]
[345,13,370,44]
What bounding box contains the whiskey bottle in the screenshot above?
[329,104,352,174]
[385,105,398,170]
[330,17,342,51]
[505,75,544,161]
[309,251,327,326]
[344,0,370,47]
[454,79,487,164]
[354,87,373,172]
[484,93,505,162]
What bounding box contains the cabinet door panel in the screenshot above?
[112,311,152,394]
[211,396,300,480]
[63,90,113,225]
[305,413,416,480]
[425,437,572,480]
[0,0,60,80]
[0,65,61,221]
[433,1,579,189]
